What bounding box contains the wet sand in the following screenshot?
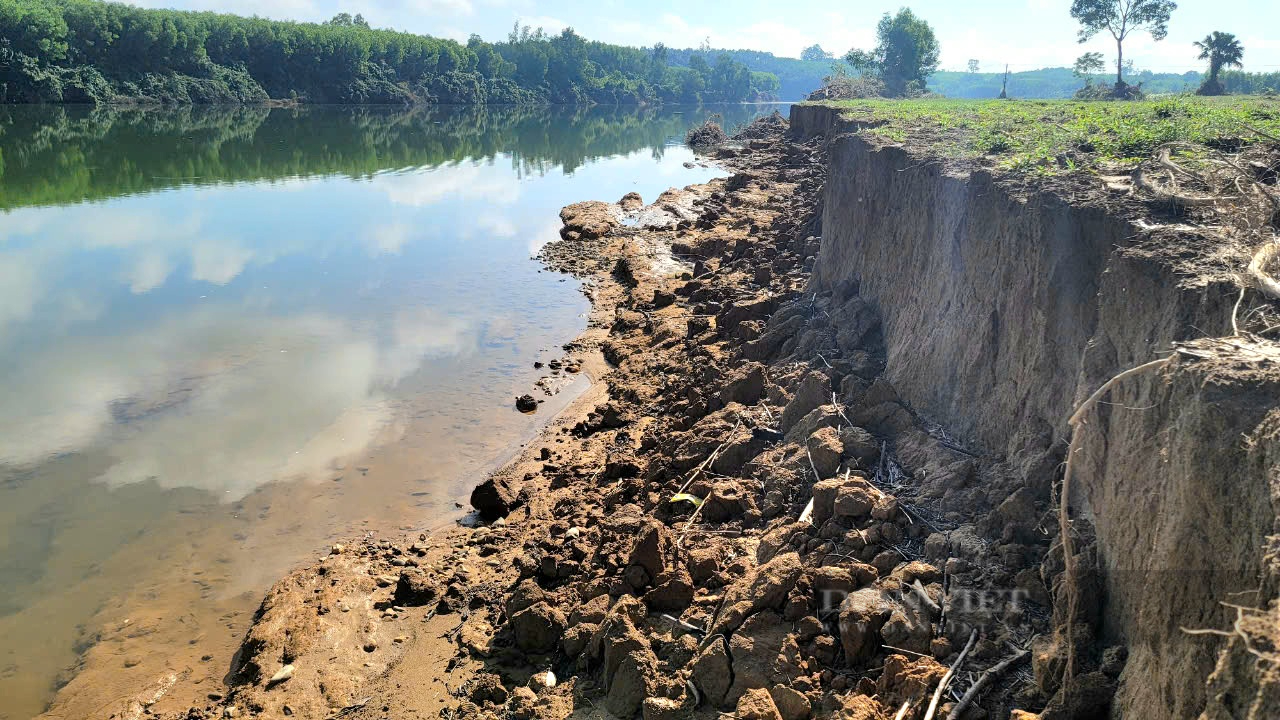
[6,360,588,720]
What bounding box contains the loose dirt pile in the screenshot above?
[685,118,729,149]
[160,117,1064,720]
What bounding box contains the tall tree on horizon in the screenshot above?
[1070,0,1176,89]
[844,8,940,96]
[1194,31,1244,95]
[1073,51,1106,83]
[801,44,833,62]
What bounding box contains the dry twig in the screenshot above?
[947,649,1030,719]
[924,629,978,720]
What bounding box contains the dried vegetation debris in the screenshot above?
[684,116,729,148]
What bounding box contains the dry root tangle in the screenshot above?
[1132,141,1279,231]
[1181,602,1280,664]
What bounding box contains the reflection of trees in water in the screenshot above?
[0,104,781,210]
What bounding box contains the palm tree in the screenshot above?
[1194,31,1244,96]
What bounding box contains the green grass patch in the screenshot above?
[809,97,1280,175]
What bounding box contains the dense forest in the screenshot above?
[0,103,773,207]
[0,0,778,105]
[666,47,831,104]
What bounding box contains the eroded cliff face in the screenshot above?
[793,103,1280,719]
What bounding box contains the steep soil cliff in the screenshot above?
[793,103,1280,719]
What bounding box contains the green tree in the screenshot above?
[1073,51,1105,82]
[844,8,940,96]
[1194,31,1243,95]
[967,58,979,73]
[1070,0,1176,89]
[800,44,832,62]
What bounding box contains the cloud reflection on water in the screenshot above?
[0,305,474,499]
[0,169,506,499]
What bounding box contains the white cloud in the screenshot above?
[365,222,415,256]
[606,11,869,60]
[526,218,563,254]
[371,163,520,207]
[475,214,518,239]
[127,252,175,294]
[191,241,254,285]
[0,252,45,336]
[0,304,477,499]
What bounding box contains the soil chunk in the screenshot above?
[470,475,522,520]
[510,602,566,653]
[736,688,784,720]
[560,200,619,240]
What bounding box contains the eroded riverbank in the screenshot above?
[120,102,1280,720]
[147,112,1049,720]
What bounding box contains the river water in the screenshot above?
[0,103,786,718]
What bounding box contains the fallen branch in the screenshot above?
[805,441,823,481]
[1233,287,1246,336]
[924,629,978,720]
[674,419,741,498]
[798,497,816,525]
[674,421,741,548]
[1157,145,1209,185]
[947,648,1030,719]
[325,697,372,720]
[909,579,942,617]
[1244,123,1280,144]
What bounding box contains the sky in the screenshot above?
[126,0,1280,74]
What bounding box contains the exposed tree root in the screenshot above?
[1247,242,1280,300]
[1057,357,1173,687]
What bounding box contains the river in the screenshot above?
[0,102,786,719]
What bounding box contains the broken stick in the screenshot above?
[946,648,1030,719]
[923,629,978,720]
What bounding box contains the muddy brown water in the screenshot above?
[0,103,788,719]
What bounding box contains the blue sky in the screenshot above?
[128,0,1280,73]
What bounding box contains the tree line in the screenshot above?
[0,102,776,208]
[0,0,779,105]
[778,1,1276,101]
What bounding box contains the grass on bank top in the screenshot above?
[810,96,1280,175]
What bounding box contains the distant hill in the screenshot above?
[666,48,1276,100]
[932,68,1202,98]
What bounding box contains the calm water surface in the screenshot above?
[0,103,786,718]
